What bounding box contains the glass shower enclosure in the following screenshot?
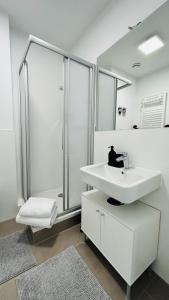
[19,36,95,217]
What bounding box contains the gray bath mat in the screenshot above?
[16,246,111,300]
[0,230,36,284]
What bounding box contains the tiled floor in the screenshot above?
[0,219,169,300]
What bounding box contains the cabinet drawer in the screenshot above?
[100,211,133,283]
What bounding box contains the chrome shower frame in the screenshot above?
[19,35,95,217]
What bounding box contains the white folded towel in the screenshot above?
[16,204,58,229]
[19,197,57,218]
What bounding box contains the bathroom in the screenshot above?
[0,0,169,299]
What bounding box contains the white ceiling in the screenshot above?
[98,1,169,79]
[0,0,111,49]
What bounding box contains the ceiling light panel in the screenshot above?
[138,35,164,55]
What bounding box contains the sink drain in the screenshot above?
[107,198,124,206]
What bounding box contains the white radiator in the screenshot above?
[140,92,167,129]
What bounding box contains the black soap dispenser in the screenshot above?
[108,146,117,166]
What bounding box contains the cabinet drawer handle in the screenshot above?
[101,213,105,216]
[96,209,100,213]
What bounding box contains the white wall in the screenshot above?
[72,0,167,63]
[0,13,13,129]
[0,12,18,221]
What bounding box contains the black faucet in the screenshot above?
[108,146,124,168]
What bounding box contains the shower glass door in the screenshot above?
[26,43,64,214]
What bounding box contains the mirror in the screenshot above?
[96,1,169,131]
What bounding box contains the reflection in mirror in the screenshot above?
[96,69,116,131]
[97,1,169,131]
[96,68,131,131]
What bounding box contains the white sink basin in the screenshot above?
[80,163,161,204]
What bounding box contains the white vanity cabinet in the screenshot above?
[81,190,160,287]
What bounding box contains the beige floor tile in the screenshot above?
[0,279,18,300]
[32,224,83,264]
[0,219,26,237]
